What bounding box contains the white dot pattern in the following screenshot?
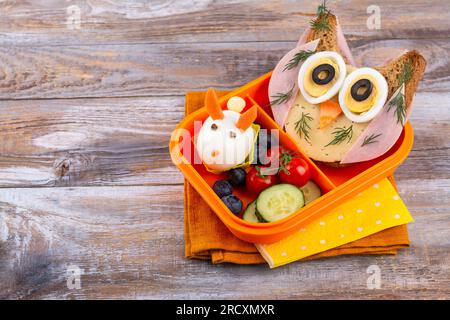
[269,178,413,265]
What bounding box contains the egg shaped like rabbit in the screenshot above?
[196,89,257,172]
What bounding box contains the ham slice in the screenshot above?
[269,39,320,127]
[336,17,356,66]
[340,85,406,164]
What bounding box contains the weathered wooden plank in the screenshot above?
[0,183,448,299]
[0,0,448,46]
[0,0,448,301]
[0,92,448,188]
[0,39,447,100]
[0,96,183,187]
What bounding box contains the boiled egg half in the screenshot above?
[298,51,347,105]
[338,67,388,123]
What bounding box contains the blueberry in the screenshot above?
[221,195,243,215]
[213,180,233,198]
[228,168,246,187]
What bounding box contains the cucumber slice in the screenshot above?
[243,201,267,223]
[300,180,322,205]
[243,201,259,223]
[256,184,305,222]
[255,209,268,223]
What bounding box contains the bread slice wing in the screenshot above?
[340,51,426,164]
[306,13,354,65]
[306,13,339,52]
[376,50,427,113]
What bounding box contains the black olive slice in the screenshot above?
[312,63,336,85]
[351,79,373,102]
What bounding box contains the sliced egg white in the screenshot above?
[298,51,347,105]
[338,67,388,123]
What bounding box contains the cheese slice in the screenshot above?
[285,93,368,163]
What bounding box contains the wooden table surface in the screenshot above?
[0,0,449,299]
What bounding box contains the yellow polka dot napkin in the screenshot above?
[256,178,413,268]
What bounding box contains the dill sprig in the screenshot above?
[310,18,331,31]
[316,0,331,16]
[397,58,413,85]
[294,112,313,144]
[361,133,382,147]
[279,149,297,175]
[387,58,414,125]
[283,50,315,71]
[388,91,406,125]
[270,85,295,106]
[325,125,353,147]
[310,1,331,31]
[255,165,267,178]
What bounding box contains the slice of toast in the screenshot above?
[306,13,340,53]
[376,50,427,111]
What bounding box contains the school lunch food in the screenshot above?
[195,88,320,222]
[194,3,425,223]
[269,3,426,165]
[196,89,258,172]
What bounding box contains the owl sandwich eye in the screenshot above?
[338,67,388,123]
[298,51,347,105]
[312,63,336,85]
[350,79,373,101]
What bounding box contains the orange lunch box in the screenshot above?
[169,72,413,244]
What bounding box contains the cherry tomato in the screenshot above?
[245,166,279,194]
[279,157,311,187]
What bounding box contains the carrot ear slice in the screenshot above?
[319,100,342,129]
[205,88,224,120]
[236,105,257,131]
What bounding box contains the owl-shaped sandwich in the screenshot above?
[269,6,426,165]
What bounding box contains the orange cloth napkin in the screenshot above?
[184,91,410,265]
